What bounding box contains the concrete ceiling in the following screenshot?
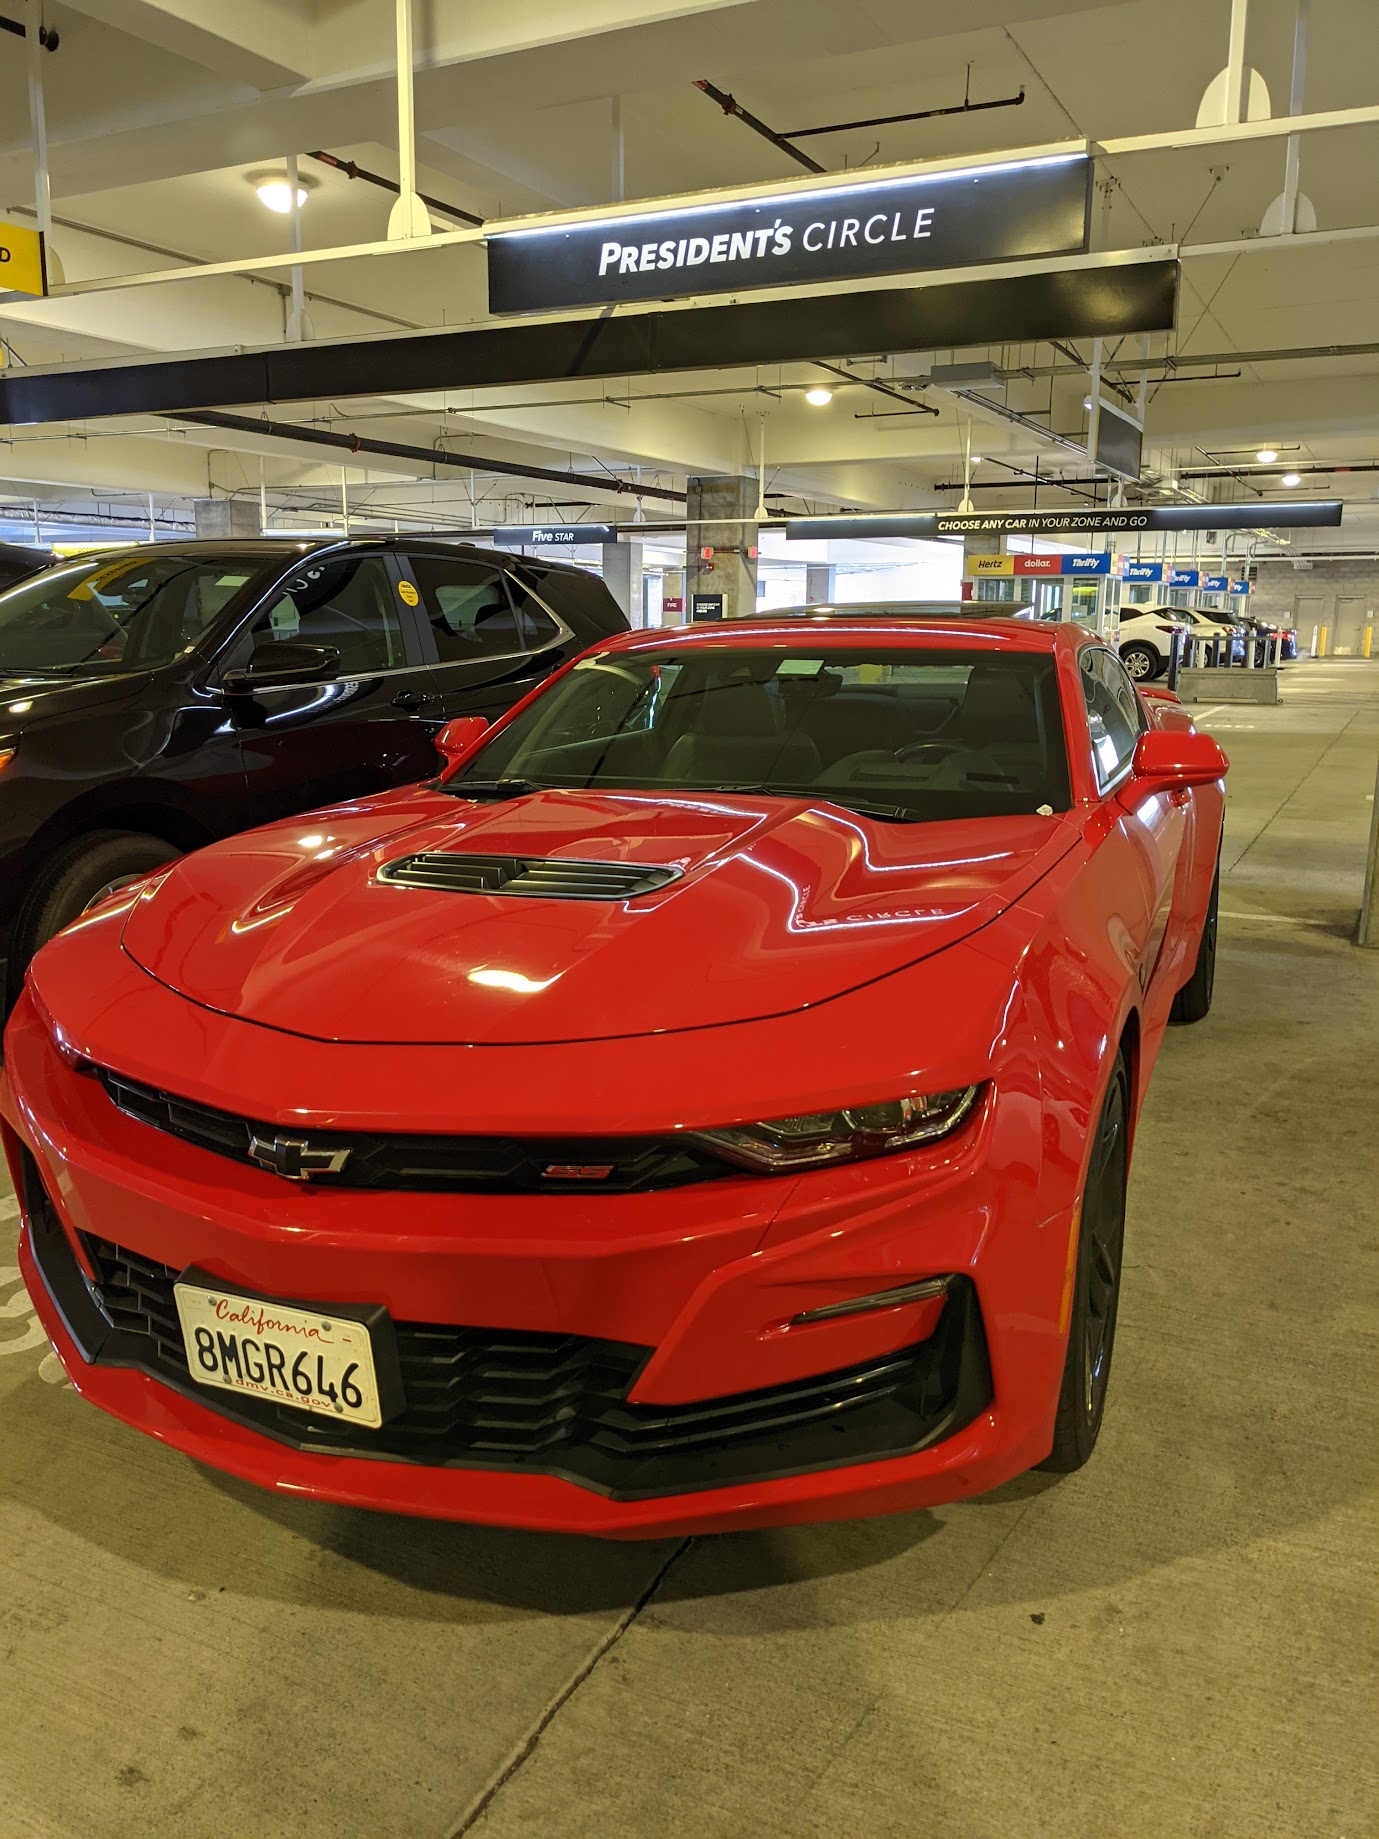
[0,0,1376,548]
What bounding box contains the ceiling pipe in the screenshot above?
[692,80,824,174]
[307,151,483,229]
[0,11,54,45]
[170,409,688,504]
[781,72,1024,140]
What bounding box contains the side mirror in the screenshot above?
[1126,728,1229,797]
[222,641,341,694]
[434,714,490,769]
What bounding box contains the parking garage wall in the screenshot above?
[1251,559,1379,655]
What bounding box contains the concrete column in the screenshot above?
[193,497,261,538]
[687,474,757,620]
[602,540,645,626]
[805,562,836,604]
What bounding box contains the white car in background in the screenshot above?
[1116,605,1193,680]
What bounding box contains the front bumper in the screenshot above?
[3,984,1070,1538]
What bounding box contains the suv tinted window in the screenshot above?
[251,555,405,674]
[406,556,526,662]
[503,570,564,650]
[0,552,265,674]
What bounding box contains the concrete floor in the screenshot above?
[2,661,1376,1839]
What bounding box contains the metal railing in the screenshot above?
[1166,629,1286,689]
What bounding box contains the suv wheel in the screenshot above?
[9,831,180,1004]
[1119,641,1159,681]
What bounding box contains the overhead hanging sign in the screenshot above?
[487,154,1092,315]
[966,551,1112,579]
[1201,574,1230,592]
[493,523,617,546]
[0,219,47,298]
[788,502,1342,541]
[1122,561,1164,582]
[1168,568,1200,587]
[1229,579,1252,595]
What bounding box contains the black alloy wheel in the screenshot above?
[1169,854,1219,1025]
[1040,1052,1129,1473]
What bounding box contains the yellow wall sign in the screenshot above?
[966,554,1015,577]
[0,220,47,298]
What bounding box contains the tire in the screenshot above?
[8,831,180,1003]
[1040,1050,1130,1474]
[1169,854,1219,1026]
[1119,642,1159,682]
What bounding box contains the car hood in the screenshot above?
[120,789,1077,1044]
[0,668,152,727]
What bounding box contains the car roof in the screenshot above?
[604,614,1094,656]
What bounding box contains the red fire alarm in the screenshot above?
[700,545,714,560]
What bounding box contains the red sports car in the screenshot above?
[2,615,1227,1538]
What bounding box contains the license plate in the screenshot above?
[174,1277,389,1429]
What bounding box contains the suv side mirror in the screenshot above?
[222,640,341,695]
[1126,728,1229,797]
[434,714,490,768]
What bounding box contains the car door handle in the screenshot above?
[392,688,429,712]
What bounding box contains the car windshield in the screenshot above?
[0,551,268,676]
[447,644,1072,822]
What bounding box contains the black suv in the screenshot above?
[0,536,627,995]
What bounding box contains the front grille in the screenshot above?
[97,1067,731,1194]
[377,852,681,899]
[23,1154,991,1501]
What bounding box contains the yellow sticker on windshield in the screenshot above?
[66,559,143,602]
[398,581,419,606]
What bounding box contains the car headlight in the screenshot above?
[691,1086,981,1174]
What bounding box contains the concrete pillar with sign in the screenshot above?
[687,475,757,620]
[193,498,261,538]
[602,540,645,626]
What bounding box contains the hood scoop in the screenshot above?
[376,851,682,901]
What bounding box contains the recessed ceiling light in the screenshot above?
[971,455,983,465]
[1082,396,1093,410]
[804,387,833,407]
[1280,471,1302,487]
[1256,447,1278,464]
[252,173,312,214]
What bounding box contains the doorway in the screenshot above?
[1332,597,1371,656]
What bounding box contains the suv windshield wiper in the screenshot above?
[440,777,551,800]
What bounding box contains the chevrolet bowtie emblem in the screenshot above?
[247,1132,352,1181]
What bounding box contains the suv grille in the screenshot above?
[97,1067,731,1194]
[376,852,681,899]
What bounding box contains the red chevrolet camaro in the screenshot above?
[3,615,1227,1538]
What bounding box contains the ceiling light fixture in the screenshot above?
[1256,447,1278,464]
[804,386,834,407]
[252,172,312,215]
[1280,471,1302,487]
